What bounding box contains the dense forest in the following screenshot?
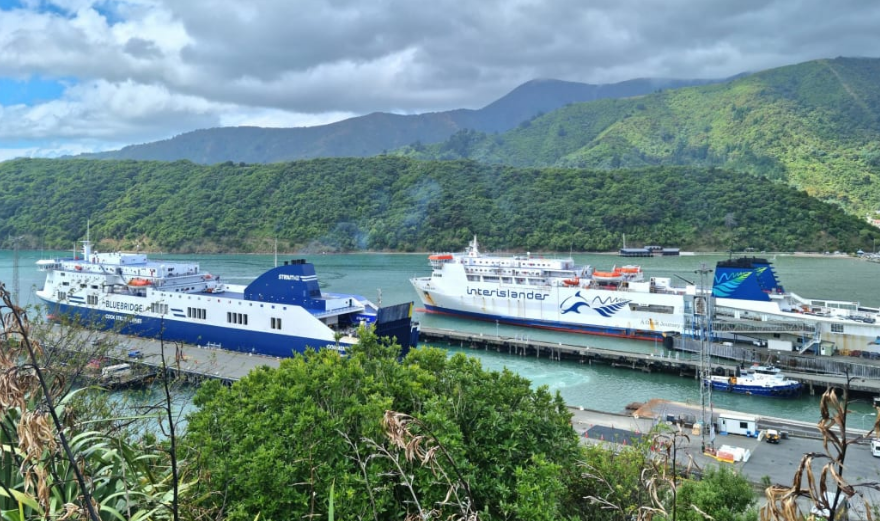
[401,57,880,218]
[1,156,877,254]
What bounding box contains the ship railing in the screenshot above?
[312,305,365,319]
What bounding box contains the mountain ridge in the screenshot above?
[402,57,880,217]
[81,76,728,164]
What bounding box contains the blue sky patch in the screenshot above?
[0,77,68,106]
[0,0,77,16]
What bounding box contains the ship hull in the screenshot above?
[421,304,670,341]
[706,379,802,398]
[413,275,687,342]
[40,298,346,358]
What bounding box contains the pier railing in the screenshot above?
[676,337,880,380]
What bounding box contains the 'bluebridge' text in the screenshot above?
[467,287,549,300]
[103,300,144,313]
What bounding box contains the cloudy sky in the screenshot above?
[1,0,879,160]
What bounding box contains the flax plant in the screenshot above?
[378,410,478,521]
[0,283,182,520]
[760,377,880,521]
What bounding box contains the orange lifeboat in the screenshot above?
[428,254,453,261]
[619,265,641,274]
[563,277,580,287]
[592,268,622,278]
[128,278,152,287]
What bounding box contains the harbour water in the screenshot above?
[3,248,879,425]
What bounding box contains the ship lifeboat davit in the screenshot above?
[428,254,454,261]
[128,278,152,287]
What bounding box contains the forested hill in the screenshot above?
[1,157,875,254]
[403,57,880,218]
[78,77,721,164]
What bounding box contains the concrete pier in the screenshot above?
[418,326,880,396]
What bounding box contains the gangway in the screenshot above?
[683,317,817,338]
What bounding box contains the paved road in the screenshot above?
[568,406,880,514]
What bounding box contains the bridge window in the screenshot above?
[831,323,844,333]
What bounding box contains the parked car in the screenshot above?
[766,429,780,444]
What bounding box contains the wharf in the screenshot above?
[419,326,880,396]
[46,326,282,385]
[42,324,880,397]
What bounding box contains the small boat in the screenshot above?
[705,364,802,398]
[428,254,454,261]
[127,278,152,287]
[563,277,580,287]
[592,268,624,282]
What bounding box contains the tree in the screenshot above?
[183,327,584,520]
[663,466,757,521]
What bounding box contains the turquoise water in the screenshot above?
[3,249,878,424]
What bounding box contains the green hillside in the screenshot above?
[404,57,880,217]
[80,78,720,164]
[1,157,876,254]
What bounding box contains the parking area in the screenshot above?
[570,405,880,513]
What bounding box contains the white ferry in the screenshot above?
[37,239,418,358]
[410,237,880,351]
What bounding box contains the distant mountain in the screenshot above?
[81,77,726,164]
[405,57,880,217]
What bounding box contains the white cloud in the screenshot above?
[2,0,880,156]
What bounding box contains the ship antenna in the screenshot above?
[274,237,278,268]
[81,219,93,260]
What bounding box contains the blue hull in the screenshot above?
[706,380,802,398]
[45,301,346,358]
[423,305,667,341]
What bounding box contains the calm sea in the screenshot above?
[3,249,878,424]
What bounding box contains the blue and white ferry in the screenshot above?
[705,364,802,397]
[37,239,417,358]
